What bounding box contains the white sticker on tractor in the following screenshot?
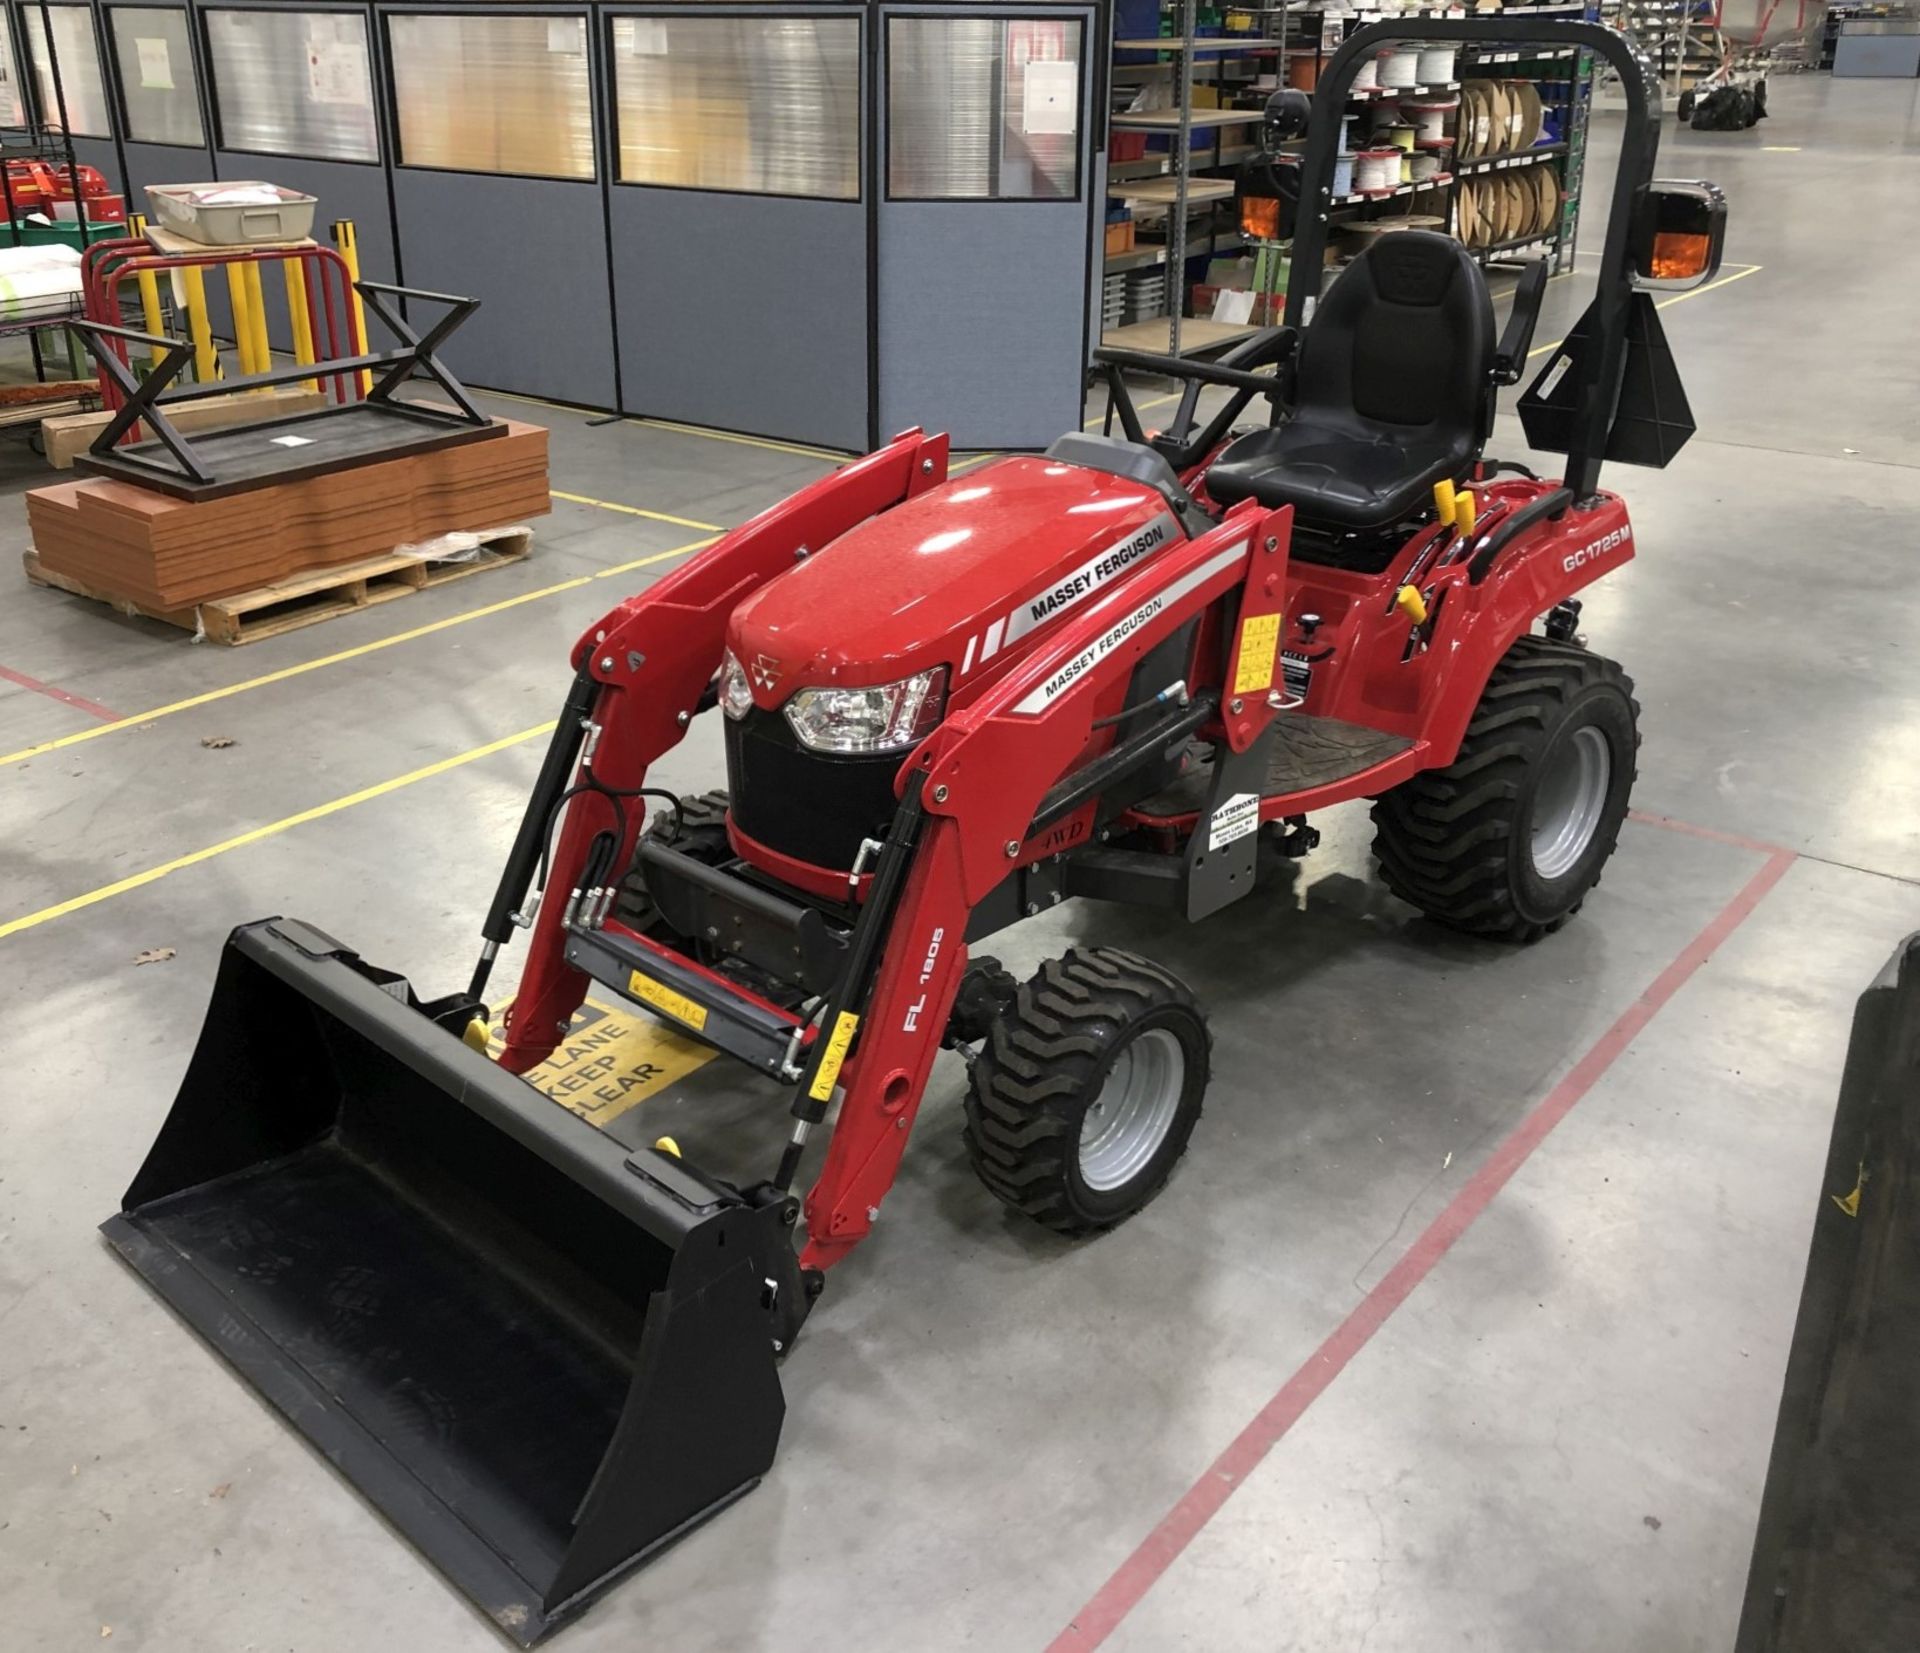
[1012,542,1248,714]
[1208,792,1259,852]
[1537,353,1573,399]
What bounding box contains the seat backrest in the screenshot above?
[1293,231,1494,439]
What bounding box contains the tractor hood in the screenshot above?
[727,456,1180,709]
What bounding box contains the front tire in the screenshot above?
[1371,636,1639,942]
[964,948,1210,1236]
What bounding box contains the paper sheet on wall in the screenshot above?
[1022,60,1078,135]
[624,17,669,55]
[135,37,173,91]
[307,40,367,106]
[547,17,583,54]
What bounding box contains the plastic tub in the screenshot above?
[144,182,318,246]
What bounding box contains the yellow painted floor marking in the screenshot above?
[950,451,1003,473]
[1527,263,1764,359]
[487,995,716,1128]
[4,534,718,768]
[0,721,555,940]
[1762,145,1801,152]
[630,416,848,464]
[550,489,723,533]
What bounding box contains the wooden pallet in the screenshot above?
[24,525,532,646]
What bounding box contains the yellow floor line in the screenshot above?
[629,417,848,465]
[4,537,717,768]
[1528,263,1763,359]
[550,489,723,533]
[0,722,556,941]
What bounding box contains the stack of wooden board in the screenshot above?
[26,417,548,609]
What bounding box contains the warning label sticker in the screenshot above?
[1207,791,1260,852]
[489,998,714,1128]
[809,1010,861,1102]
[627,967,710,1032]
[1232,612,1282,697]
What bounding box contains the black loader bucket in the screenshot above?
[103,918,792,1645]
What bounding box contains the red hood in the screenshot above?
[727,456,1180,710]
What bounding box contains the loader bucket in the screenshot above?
[102,918,789,1645]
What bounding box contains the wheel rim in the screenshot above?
[1530,724,1612,880]
[1079,1028,1186,1193]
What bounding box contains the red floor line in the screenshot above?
[0,664,120,723]
[1047,845,1800,1653]
[1629,807,1788,859]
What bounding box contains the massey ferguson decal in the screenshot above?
[1562,524,1632,574]
[1013,543,1248,714]
[960,512,1179,676]
[750,652,781,690]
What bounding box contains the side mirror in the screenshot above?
[1631,179,1727,290]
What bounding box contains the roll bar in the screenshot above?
[1288,18,1664,499]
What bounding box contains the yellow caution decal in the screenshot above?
[1232,611,1282,697]
[809,1011,861,1103]
[627,968,710,1032]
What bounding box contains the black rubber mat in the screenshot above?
[1737,935,1920,1651]
[1134,713,1414,819]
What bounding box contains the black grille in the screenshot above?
[724,709,903,871]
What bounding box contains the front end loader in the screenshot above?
[106,16,1728,1643]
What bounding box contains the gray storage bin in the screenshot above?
[143,182,319,246]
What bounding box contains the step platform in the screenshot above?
[1133,712,1415,824]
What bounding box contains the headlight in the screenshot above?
[784,667,948,754]
[719,649,755,721]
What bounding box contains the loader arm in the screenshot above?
[797,500,1289,1269]
[496,428,950,1073]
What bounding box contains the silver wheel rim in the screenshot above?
[1530,725,1611,880]
[1079,1028,1186,1192]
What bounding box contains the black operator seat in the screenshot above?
[1205,231,1496,532]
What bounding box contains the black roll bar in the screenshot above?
[1288,19,1664,500]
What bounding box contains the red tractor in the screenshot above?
[106,19,1727,1645]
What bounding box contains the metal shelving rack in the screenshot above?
[1102,2,1593,364]
[1304,5,1592,276]
[1600,0,1720,94]
[0,3,103,422]
[1107,12,1283,356]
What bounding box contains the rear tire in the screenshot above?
[614,789,731,933]
[964,948,1210,1236]
[1371,635,1639,942]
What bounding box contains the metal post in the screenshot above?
[1164,0,1196,358]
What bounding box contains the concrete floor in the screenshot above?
[3,71,1919,1653]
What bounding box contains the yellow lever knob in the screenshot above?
[1432,478,1457,526]
[1456,489,1478,537]
[1395,585,1430,626]
[654,1136,683,1159]
[461,1016,490,1054]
